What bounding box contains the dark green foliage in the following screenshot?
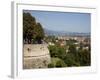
[68,44,77,54]
[63,53,80,67]
[33,23,44,44]
[48,57,67,68]
[48,45,58,57]
[57,46,66,59]
[48,45,66,59]
[64,44,90,66]
[48,63,54,68]
[78,49,91,66]
[23,12,44,44]
[55,60,62,67]
[55,59,67,68]
[23,13,35,43]
[68,44,80,62]
[48,40,90,67]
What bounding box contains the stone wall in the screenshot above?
[23,44,51,69]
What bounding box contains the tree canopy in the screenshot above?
[23,12,44,44]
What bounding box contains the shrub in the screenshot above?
[55,60,62,67]
[48,63,54,68]
[55,59,67,68]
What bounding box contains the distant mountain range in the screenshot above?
[44,28,90,37]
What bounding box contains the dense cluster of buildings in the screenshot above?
[48,35,90,51]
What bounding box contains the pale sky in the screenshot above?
[23,10,91,33]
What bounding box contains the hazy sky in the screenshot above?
[23,10,91,33]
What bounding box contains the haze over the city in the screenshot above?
[23,10,91,33]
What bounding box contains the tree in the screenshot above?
[57,46,66,59]
[48,45,58,57]
[78,49,91,66]
[63,53,80,67]
[68,44,77,54]
[48,45,66,59]
[34,23,44,44]
[63,44,81,66]
[23,12,44,44]
[23,13,36,43]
